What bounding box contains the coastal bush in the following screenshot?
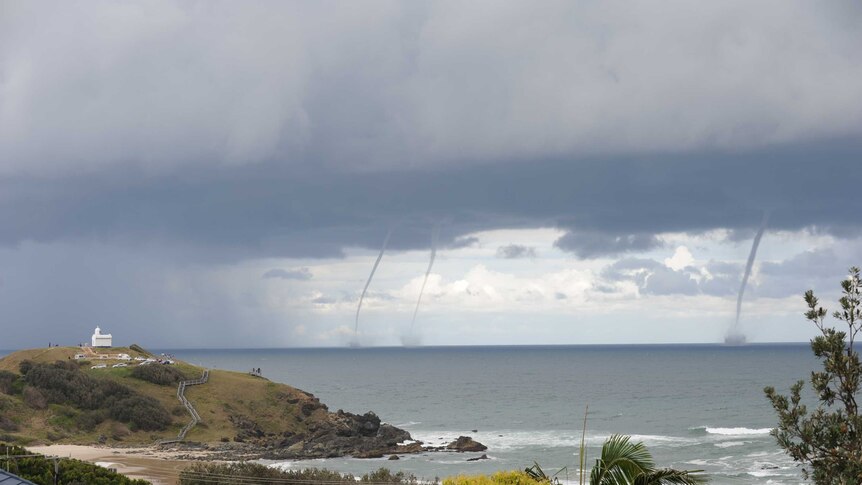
[18,360,173,431]
[363,468,420,484]
[0,443,149,485]
[444,471,547,485]
[107,395,172,431]
[0,415,18,432]
[75,409,106,431]
[765,267,862,484]
[130,363,187,385]
[179,463,420,485]
[22,386,47,409]
[0,370,17,394]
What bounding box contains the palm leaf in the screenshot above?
[633,468,708,485]
[589,434,655,485]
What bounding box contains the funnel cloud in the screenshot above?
[726,213,769,345]
[353,230,392,345]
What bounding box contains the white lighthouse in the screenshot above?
[91,326,113,348]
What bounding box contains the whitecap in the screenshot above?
[714,441,747,448]
[705,427,771,436]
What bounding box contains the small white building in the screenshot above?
[91,326,113,348]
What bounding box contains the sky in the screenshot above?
[1,1,862,348]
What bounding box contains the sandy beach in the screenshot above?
[27,444,215,485]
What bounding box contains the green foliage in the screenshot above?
[179,463,419,485]
[587,435,705,485]
[130,363,187,385]
[0,370,17,394]
[107,395,172,431]
[0,443,149,485]
[18,360,172,432]
[444,471,548,485]
[362,468,420,484]
[764,266,862,484]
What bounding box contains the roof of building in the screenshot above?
[0,470,38,485]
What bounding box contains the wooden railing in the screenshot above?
[160,369,209,444]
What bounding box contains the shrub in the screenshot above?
[22,386,47,409]
[0,415,19,432]
[444,471,548,485]
[19,360,173,431]
[0,444,149,484]
[18,360,34,375]
[107,395,172,431]
[75,410,106,431]
[0,370,17,394]
[130,364,187,386]
[179,464,418,485]
[363,468,420,484]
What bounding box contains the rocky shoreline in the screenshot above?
[157,409,487,462]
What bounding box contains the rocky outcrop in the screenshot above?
[264,410,413,459]
[447,436,487,452]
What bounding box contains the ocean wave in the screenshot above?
[411,430,698,451]
[706,427,772,436]
[395,421,422,427]
[714,441,747,448]
[690,426,771,436]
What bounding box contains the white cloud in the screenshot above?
[664,246,695,271]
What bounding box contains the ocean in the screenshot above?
[165,344,817,484]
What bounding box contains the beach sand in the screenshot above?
[27,444,214,485]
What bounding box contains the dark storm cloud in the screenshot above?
[554,231,663,259]
[496,245,537,259]
[263,267,313,280]
[2,1,862,349]
[0,2,860,261]
[2,140,861,261]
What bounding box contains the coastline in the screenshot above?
[27,444,215,485]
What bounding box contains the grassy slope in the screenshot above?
[0,346,327,446]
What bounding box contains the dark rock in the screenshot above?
[447,436,487,452]
[354,450,385,459]
[467,454,489,461]
[471,429,478,433]
[393,442,423,454]
[388,455,400,460]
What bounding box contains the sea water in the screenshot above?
[168,344,816,484]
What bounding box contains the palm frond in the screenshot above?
[589,435,655,485]
[633,468,708,485]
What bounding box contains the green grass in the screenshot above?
[0,346,335,446]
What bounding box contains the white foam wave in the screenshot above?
[395,421,422,427]
[411,430,698,451]
[706,427,771,436]
[714,441,747,448]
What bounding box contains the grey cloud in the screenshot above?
[496,244,537,259]
[556,231,664,259]
[0,1,861,259]
[602,258,702,296]
[263,267,313,280]
[3,2,861,176]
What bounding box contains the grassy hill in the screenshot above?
[0,345,337,449]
